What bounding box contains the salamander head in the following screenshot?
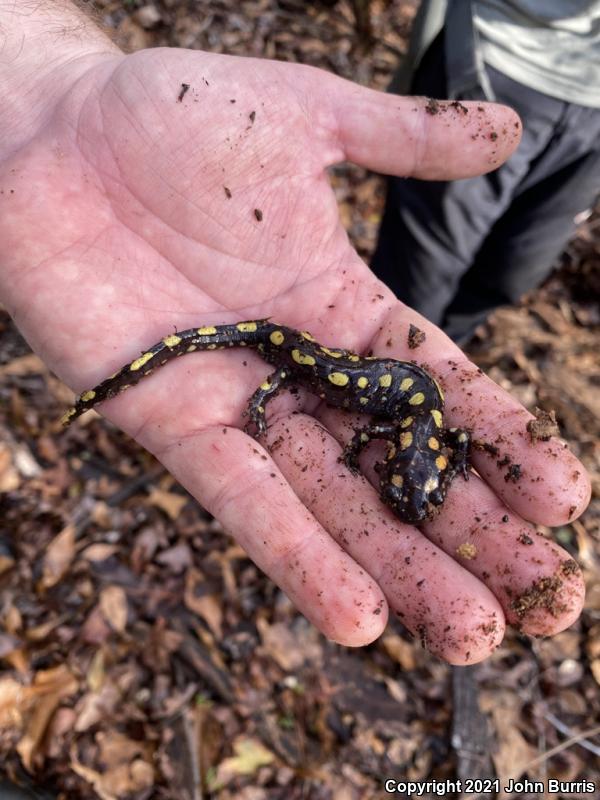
[379,457,446,525]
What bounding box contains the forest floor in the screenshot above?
[0,2,598,799]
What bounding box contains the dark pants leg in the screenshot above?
[371,32,600,343]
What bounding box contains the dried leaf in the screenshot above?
[489,704,538,788]
[148,487,188,520]
[87,648,106,692]
[0,353,45,377]
[0,676,25,728]
[381,634,417,670]
[0,442,19,491]
[75,682,120,733]
[5,648,29,674]
[97,730,152,765]
[25,614,68,641]
[0,551,15,575]
[0,633,21,659]
[256,619,306,671]
[99,585,128,634]
[81,604,112,645]
[184,569,223,637]
[81,543,120,562]
[71,734,154,800]
[41,524,76,589]
[0,665,80,771]
[156,542,192,573]
[4,603,22,634]
[213,737,274,788]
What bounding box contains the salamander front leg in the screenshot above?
[341,421,399,474]
[445,427,471,481]
[244,368,290,436]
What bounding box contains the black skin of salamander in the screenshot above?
[62,320,470,524]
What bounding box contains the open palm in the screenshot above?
[0,47,590,663]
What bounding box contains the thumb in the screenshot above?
[316,71,521,180]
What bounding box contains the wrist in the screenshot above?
[0,1,120,155]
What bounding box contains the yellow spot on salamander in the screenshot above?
[130,352,154,371]
[386,444,397,460]
[400,377,414,391]
[257,405,265,413]
[61,409,76,426]
[260,381,272,391]
[207,343,217,350]
[237,321,258,333]
[390,474,403,488]
[400,416,413,428]
[424,476,439,494]
[320,346,343,358]
[408,392,425,406]
[163,334,181,347]
[348,354,360,362]
[436,455,448,470]
[328,372,349,387]
[379,374,392,388]
[292,349,316,366]
[357,376,369,389]
[359,397,369,405]
[81,390,96,402]
[270,330,284,345]
[197,326,217,335]
[428,437,440,451]
[458,432,469,443]
[187,345,197,352]
[399,431,413,450]
[430,409,443,428]
[360,433,370,443]
[301,330,315,341]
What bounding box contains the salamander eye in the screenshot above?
[428,487,444,506]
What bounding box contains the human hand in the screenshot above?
[0,7,589,664]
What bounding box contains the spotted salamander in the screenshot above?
[62,320,470,523]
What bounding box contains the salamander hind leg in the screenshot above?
[445,427,471,481]
[244,367,290,436]
[341,421,399,474]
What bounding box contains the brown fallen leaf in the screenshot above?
[80,543,120,562]
[184,568,223,637]
[99,585,128,634]
[0,675,25,728]
[381,633,417,671]
[256,618,320,672]
[81,604,112,645]
[0,632,21,659]
[0,441,19,492]
[211,737,275,790]
[70,728,155,798]
[147,487,188,520]
[0,353,46,377]
[25,614,69,642]
[74,681,120,733]
[0,664,79,771]
[70,751,154,800]
[40,524,76,589]
[484,697,538,794]
[86,648,106,693]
